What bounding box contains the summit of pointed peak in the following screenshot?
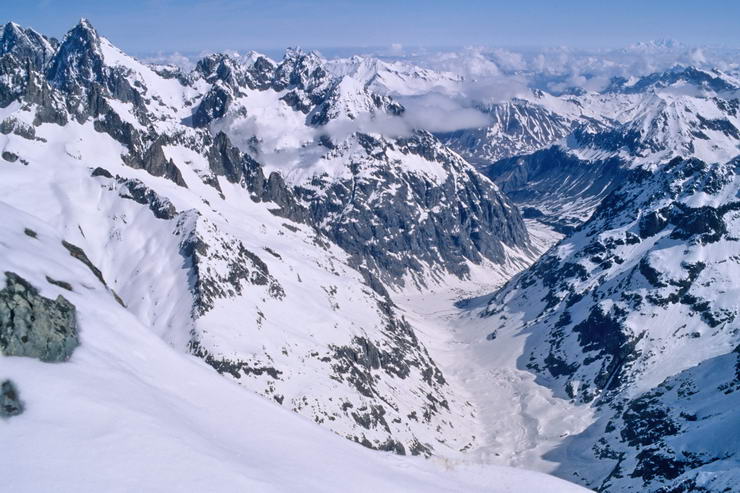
[66,17,100,41]
[78,18,95,29]
[1,21,28,42]
[284,46,304,58]
[4,21,22,32]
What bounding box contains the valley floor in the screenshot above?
[395,220,595,477]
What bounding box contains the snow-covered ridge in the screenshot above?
[2,18,533,286]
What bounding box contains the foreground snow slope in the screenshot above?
[0,206,587,493]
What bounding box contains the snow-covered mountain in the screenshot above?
[0,18,536,458]
[477,155,740,491]
[0,18,575,492]
[326,55,463,96]
[330,48,740,492]
[438,97,575,165]
[468,65,740,236]
[2,17,739,493]
[323,54,740,237]
[0,200,587,493]
[198,47,531,286]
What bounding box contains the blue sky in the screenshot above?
[3,0,740,54]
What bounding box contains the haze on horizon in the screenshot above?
[2,0,740,56]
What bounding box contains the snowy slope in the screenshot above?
[0,15,545,475]
[326,55,463,97]
[0,204,589,493]
[0,73,484,457]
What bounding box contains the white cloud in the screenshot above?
[141,51,196,70]
[398,93,490,133]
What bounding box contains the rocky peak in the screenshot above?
[441,98,573,166]
[0,22,56,71]
[195,53,247,91]
[273,47,330,93]
[245,54,276,89]
[46,18,105,95]
[308,75,404,126]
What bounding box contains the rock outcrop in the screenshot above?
[0,380,23,417]
[0,272,78,362]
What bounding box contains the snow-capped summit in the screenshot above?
[273,47,331,93]
[326,55,463,96]
[45,18,104,94]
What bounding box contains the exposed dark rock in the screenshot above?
[189,337,282,380]
[118,178,178,220]
[207,131,244,183]
[1,22,57,71]
[177,214,285,317]
[485,146,626,232]
[46,276,73,291]
[621,396,680,448]
[293,131,529,285]
[0,380,23,417]
[61,240,107,287]
[0,117,34,139]
[669,203,726,243]
[0,271,78,362]
[123,138,187,187]
[91,166,113,178]
[193,84,231,127]
[639,209,669,238]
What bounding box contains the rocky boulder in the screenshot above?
[0,272,78,362]
[0,380,23,417]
